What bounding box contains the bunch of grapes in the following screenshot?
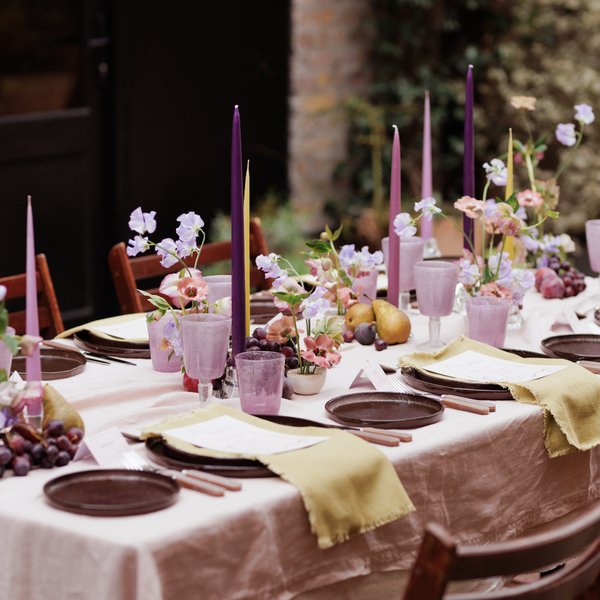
[244,327,300,370]
[536,256,587,299]
[0,420,84,477]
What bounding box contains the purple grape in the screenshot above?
[55,451,71,467]
[12,455,31,476]
[258,339,269,351]
[245,336,259,348]
[45,420,65,438]
[343,330,354,343]
[226,355,234,367]
[281,346,294,358]
[65,427,84,445]
[56,435,72,452]
[246,346,261,353]
[9,434,26,455]
[254,327,268,341]
[267,340,281,353]
[286,356,300,369]
[45,445,59,464]
[374,339,388,351]
[0,445,13,466]
[30,443,45,463]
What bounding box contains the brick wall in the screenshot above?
[289,0,373,232]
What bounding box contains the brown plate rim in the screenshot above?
[74,330,151,359]
[325,391,444,429]
[43,469,179,516]
[12,347,86,380]
[541,334,600,361]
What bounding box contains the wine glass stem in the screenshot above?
[399,290,410,313]
[429,316,441,346]
[198,379,213,406]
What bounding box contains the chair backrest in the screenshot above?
[109,216,272,315]
[403,502,600,600]
[1,254,64,339]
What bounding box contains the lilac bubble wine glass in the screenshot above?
[586,220,600,303]
[414,260,459,351]
[180,313,231,406]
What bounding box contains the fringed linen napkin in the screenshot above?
[399,336,600,458]
[142,404,414,549]
[56,313,148,342]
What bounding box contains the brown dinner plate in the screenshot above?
[12,347,86,380]
[325,391,444,428]
[400,366,513,401]
[44,469,179,516]
[541,334,600,362]
[74,329,151,359]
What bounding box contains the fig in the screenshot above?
[354,322,377,345]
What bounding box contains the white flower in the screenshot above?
[128,207,157,235]
[414,197,442,221]
[558,233,576,254]
[556,123,576,147]
[0,285,6,302]
[393,213,417,238]
[574,104,595,125]
[483,158,508,187]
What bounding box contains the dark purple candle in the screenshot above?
[388,126,401,308]
[463,65,475,249]
[231,106,246,357]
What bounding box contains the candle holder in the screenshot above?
[422,237,442,259]
[214,365,239,399]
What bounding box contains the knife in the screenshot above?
[81,351,137,366]
[42,341,111,365]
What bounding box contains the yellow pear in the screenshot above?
[42,385,85,433]
[372,299,411,344]
[345,303,375,331]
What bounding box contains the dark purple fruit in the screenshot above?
[258,339,269,351]
[267,340,281,353]
[282,376,294,399]
[254,327,268,341]
[354,322,377,345]
[0,445,13,466]
[65,427,84,445]
[343,330,354,343]
[55,435,72,452]
[281,346,295,358]
[30,443,45,463]
[245,336,259,348]
[45,445,59,464]
[375,339,388,351]
[55,450,71,467]
[45,420,65,438]
[246,345,261,353]
[286,356,300,370]
[8,433,26,455]
[12,455,31,476]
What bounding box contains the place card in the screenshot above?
[349,358,389,390]
[73,427,130,465]
[423,350,567,383]
[163,415,329,455]
[93,318,149,341]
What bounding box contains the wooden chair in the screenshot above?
[109,216,272,314]
[0,254,64,339]
[402,503,600,600]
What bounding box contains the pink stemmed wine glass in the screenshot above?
[586,220,600,302]
[413,260,459,351]
[180,313,231,405]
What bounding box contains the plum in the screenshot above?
[541,275,565,299]
[535,268,556,292]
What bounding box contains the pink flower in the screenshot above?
[19,335,42,357]
[267,316,301,343]
[159,269,202,308]
[176,277,209,303]
[337,286,359,309]
[517,189,543,207]
[454,196,487,219]
[305,257,337,284]
[301,334,342,369]
[491,204,521,236]
[273,278,307,314]
[480,282,513,300]
[11,381,44,415]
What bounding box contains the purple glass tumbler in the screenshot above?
[235,351,285,415]
[414,260,459,351]
[180,313,231,406]
[465,297,510,348]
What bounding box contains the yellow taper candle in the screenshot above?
[504,128,514,260]
[244,161,251,336]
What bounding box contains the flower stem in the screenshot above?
[555,128,583,181]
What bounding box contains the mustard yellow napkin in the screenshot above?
[56,313,149,342]
[399,336,600,458]
[142,404,414,549]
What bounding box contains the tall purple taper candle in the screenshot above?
[421,91,433,240]
[463,65,475,249]
[25,197,42,401]
[231,106,246,358]
[388,125,401,308]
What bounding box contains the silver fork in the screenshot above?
[122,451,226,496]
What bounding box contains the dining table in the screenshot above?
[3,279,600,600]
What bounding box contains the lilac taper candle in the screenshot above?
[231,106,246,358]
[463,65,475,249]
[388,125,401,308]
[25,196,42,389]
[421,91,433,240]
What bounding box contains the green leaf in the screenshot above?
[533,143,548,153]
[330,223,344,241]
[138,289,172,312]
[548,210,559,220]
[534,133,548,146]
[340,271,352,287]
[305,240,331,255]
[0,368,7,383]
[325,224,333,239]
[513,139,526,153]
[482,264,495,285]
[272,291,310,308]
[499,193,519,213]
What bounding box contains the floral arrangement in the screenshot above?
[255,254,343,374]
[509,98,594,268]
[125,207,231,362]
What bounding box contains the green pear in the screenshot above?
[372,299,411,344]
[42,385,85,433]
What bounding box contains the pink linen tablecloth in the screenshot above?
[1,281,600,600]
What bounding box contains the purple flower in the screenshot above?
[155,238,180,268]
[556,123,576,146]
[126,235,150,257]
[175,237,198,259]
[128,207,157,235]
[393,213,417,238]
[359,246,383,269]
[483,159,508,186]
[520,234,540,253]
[484,199,497,219]
[255,253,287,287]
[338,245,357,270]
[488,252,514,288]
[300,287,331,320]
[163,319,183,357]
[176,212,204,242]
[574,103,595,125]
[414,197,441,221]
[457,258,480,287]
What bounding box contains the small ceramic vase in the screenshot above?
[286,367,327,396]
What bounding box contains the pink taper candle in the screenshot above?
[26,196,42,389]
[231,106,246,358]
[388,125,401,308]
[421,91,433,240]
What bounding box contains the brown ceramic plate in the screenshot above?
[146,414,337,478]
[12,348,86,380]
[400,366,513,401]
[44,469,179,516]
[74,329,151,359]
[250,299,279,325]
[325,391,444,429]
[541,334,600,362]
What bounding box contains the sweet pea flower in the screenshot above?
[455,196,487,219]
[575,103,595,125]
[492,204,521,236]
[213,297,232,317]
[338,245,357,269]
[176,212,205,242]
[480,282,513,300]
[488,252,514,288]
[305,257,337,285]
[267,315,302,343]
[457,258,480,287]
[558,233,576,254]
[336,286,359,309]
[175,237,198,259]
[300,334,342,369]
[510,96,537,110]
[273,278,307,314]
[358,246,384,270]
[126,235,150,257]
[516,189,544,208]
[176,277,208,303]
[128,207,157,235]
[510,268,535,299]
[255,253,287,287]
[521,233,541,253]
[11,381,44,416]
[159,268,202,308]
[483,159,508,186]
[19,335,43,357]
[163,320,183,357]
[155,238,180,268]
[0,285,6,302]
[414,197,442,221]
[556,123,576,147]
[300,288,331,321]
[393,213,417,238]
